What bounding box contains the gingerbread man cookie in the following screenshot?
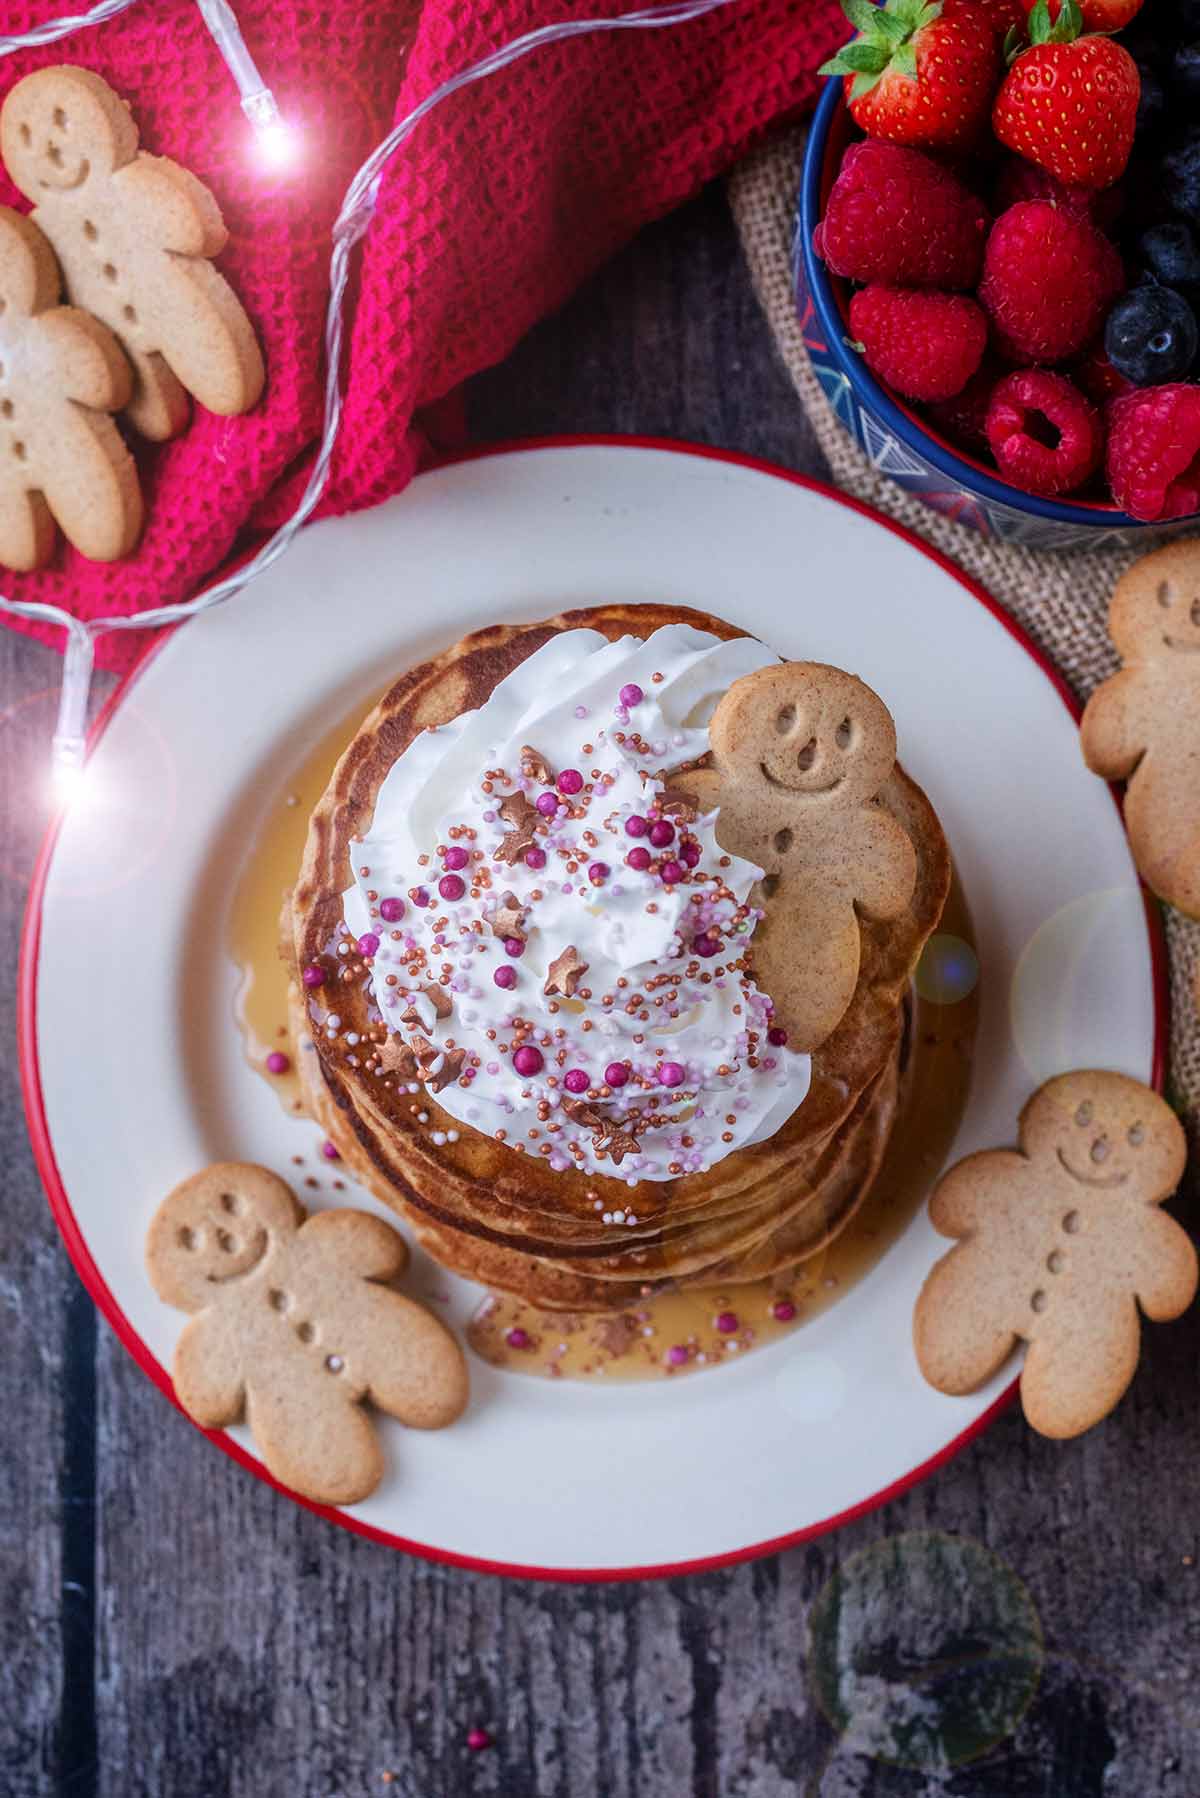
[2,66,265,440]
[702,662,917,1051]
[0,204,140,569]
[914,1072,1196,1439]
[146,1165,468,1504]
[1080,542,1200,920]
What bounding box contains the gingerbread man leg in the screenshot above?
[124,346,190,443]
[0,482,54,572]
[1166,834,1200,921]
[1019,1299,1142,1439]
[245,1369,385,1506]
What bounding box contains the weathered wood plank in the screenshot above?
[3,181,1197,1798]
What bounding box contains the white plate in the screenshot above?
[21,440,1165,1579]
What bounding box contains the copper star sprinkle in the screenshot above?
[400,985,453,1028]
[412,1035,467,1093]
[491,891,528,941]
[562,1096,603,1129]
[591,1120,642,1166]
[377,1037,419,1081]
[494,789,539,865]
[544,944,589,999]
[519,744,552,784]
[658,788,699,822]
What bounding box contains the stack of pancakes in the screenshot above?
[285,605,951,1312]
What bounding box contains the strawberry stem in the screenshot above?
[818,0,945,95]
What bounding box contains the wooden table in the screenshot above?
[3,186,1197,1798]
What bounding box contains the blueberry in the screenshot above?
[1140,219,1200,287]
[1105,286,1199,385]
[1175,0,1200,35]
[1135,62,1167,137]
[1161,137,1200,221]
[1171,41,1200,104]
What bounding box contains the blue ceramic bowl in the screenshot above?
[797,80,1196,551]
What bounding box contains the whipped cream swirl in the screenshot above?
[337,625,812,1188]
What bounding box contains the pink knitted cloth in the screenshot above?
[0,0,843,671]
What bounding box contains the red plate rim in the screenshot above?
[17,434,1169,1582]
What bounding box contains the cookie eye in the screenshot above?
[53,108,67,131]
[18,124,30,147]
[219,1191,240,1215]
[177,1226,197,1251]
[1128,1123,1144,1147]
[1157,580,1175,608]
[796,738,817,772]
[835,716,853,750]
[1074,1102,1092,1126]
[775,703,796,735]
[1190,599,1200,628]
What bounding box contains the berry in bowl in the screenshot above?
[796,0,1200,549]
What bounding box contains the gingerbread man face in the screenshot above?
[710,662,897,831]
[1109,547,1200,665]
[145,1164,301,1312]
[1021,1071,1187,1201]
[1,66,136,198]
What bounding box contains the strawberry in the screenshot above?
[979,0,1027,32]
[993,1,1139,189]
[819,0,1001,152]
[1022,0,1143,31]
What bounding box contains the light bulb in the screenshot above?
[242,87,298,169]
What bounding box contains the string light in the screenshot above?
[0,0,740,798]
[194,0,296,166]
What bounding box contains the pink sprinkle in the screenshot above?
[524,846,547,869]
[693,933,719,958]
[557,768,584,795]
[266,1051,290,1076]
[588,861,610,886]
[505,1329,531,1352]
[659,1061,685,1088]
[301,964,326,989]
[535,792,559,817]
[443,845,469,870]
[493,965,517,990]
[649,819,675,848]
[513,1045,544,1077]
[504,936,526,958]
[666,1345,689,1367]
[715,1311,739,1334]
[467,1726,494,1751]
[379,897,405,923]
[411,887,430,907]
[624,814,648,838]
[659,860,683,885]
[767,1026,789,1047]
[771,1299,796,1322]
[604,1062,629,1088]
[619,682,644,708]
[356,933,380,957]
[679,840,701,869]
[574,704,589,719]
[626,846,652,872]
[438,874,465,902]
[321,1141,341,1161]
[564,1068,589,1094]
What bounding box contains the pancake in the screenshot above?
[285,606,951,1311]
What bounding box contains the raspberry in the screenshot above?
[1107,385,1200,523]
[992,158,1122,233]
[1072,343,1134,407]
[978,202,1125,365]
[814,142,990,291]
[927,360,1001,454]
[849,286,988,403]
[985,370,1104,497]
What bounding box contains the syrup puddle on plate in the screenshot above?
[229,706,979,1383]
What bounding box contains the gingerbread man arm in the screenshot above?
[355,1286,470,1430]
[172,1312,246,1429]
[913,1244,1021,1394]
[114,154,229,257]
[298,1207,410,1280]
[928,1149,1027,1238]
[37,307,132,411]
[851,807,917,923]
[1132,1206,1199,1321]
[1079,670,1151,783]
